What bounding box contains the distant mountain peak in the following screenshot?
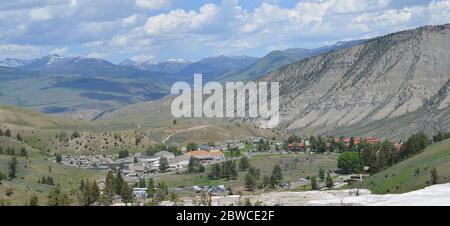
[167,58,190,63]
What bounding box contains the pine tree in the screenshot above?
[16,133,22,141]
[29,194,39,206]
[245,172,257,191]
[147,178,156,197]
[121,182,134,204]
[118,149,129,159]
[208,163,222,180]
[114,169,124,195]
[102,171,115,205]
[159,157,169,172]
[187,157,205,173]
[319,168,325,181]
[8,156,18,179]
[5,129,11,137]
[271,164,283,184]
[138,178,146,188]
[19,148,27,157]
[56,154,62,164]
[249,166,260,180]
[325,173,334,189]
[239,157,250,171]
[311,176,318,190]
[90,180,100,204]
[48,184,70,206]
[157,181,169,201]
[431,167,439,185]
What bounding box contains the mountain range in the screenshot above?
[260,24,450,140]
[0,40,364,120]
[97,24,450,141]
[3,24,449,141]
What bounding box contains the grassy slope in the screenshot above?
[0,136,103,205]
[95,96,285,145]
[0,105,155,155]
[357,139,450,194]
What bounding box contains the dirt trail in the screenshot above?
[162,125,211,145]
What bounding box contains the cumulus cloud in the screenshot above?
[135,0,171,10]
[1,0,450,62]
[29,7,52,21]
[49,47,69,56]
[0,44,44,59]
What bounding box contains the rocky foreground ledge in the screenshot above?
[179,183,450,206]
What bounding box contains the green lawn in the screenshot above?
[155,152,338,195]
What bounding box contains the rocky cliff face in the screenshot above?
[261,24,450,139]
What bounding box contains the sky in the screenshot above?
[0,0,449,63]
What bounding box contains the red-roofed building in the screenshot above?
[186,150,225,161]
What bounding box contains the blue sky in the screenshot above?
[0,0,449,63]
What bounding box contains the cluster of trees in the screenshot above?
[337,152,361,173]
[145,178,170,205]
[0,147,26,157]
[102,170,134,205]
[1,147,30,181]
[47,184,71,206]
[287,135,302,144]
[186,143,199,152]
[0,128,11,137]
[337,140,399,174]
[286,134,363,153]
[399,132,432,159]
[256,139,270,152]
[208,160,238,180]
[146,144,181,156]
[245,164,282,191]
[187,157,205,173]
[309,135,328,153]
[0,147,16,155]
[337,132,433,174]
[264,165,283,189]
[310,169,334,190]
[55,131,70,143]
[228,147,241,156]
[38,176,55,186]
[77,179,100,206]
[432,131,450,143]
[244,167,261,191]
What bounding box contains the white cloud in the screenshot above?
[0,44,43,59]
[135,0,171,10]
[29,7,52,21]
[49,47,69,56]
[122,15,137,27]
[1,0,450,62]
[87,52,103,59]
